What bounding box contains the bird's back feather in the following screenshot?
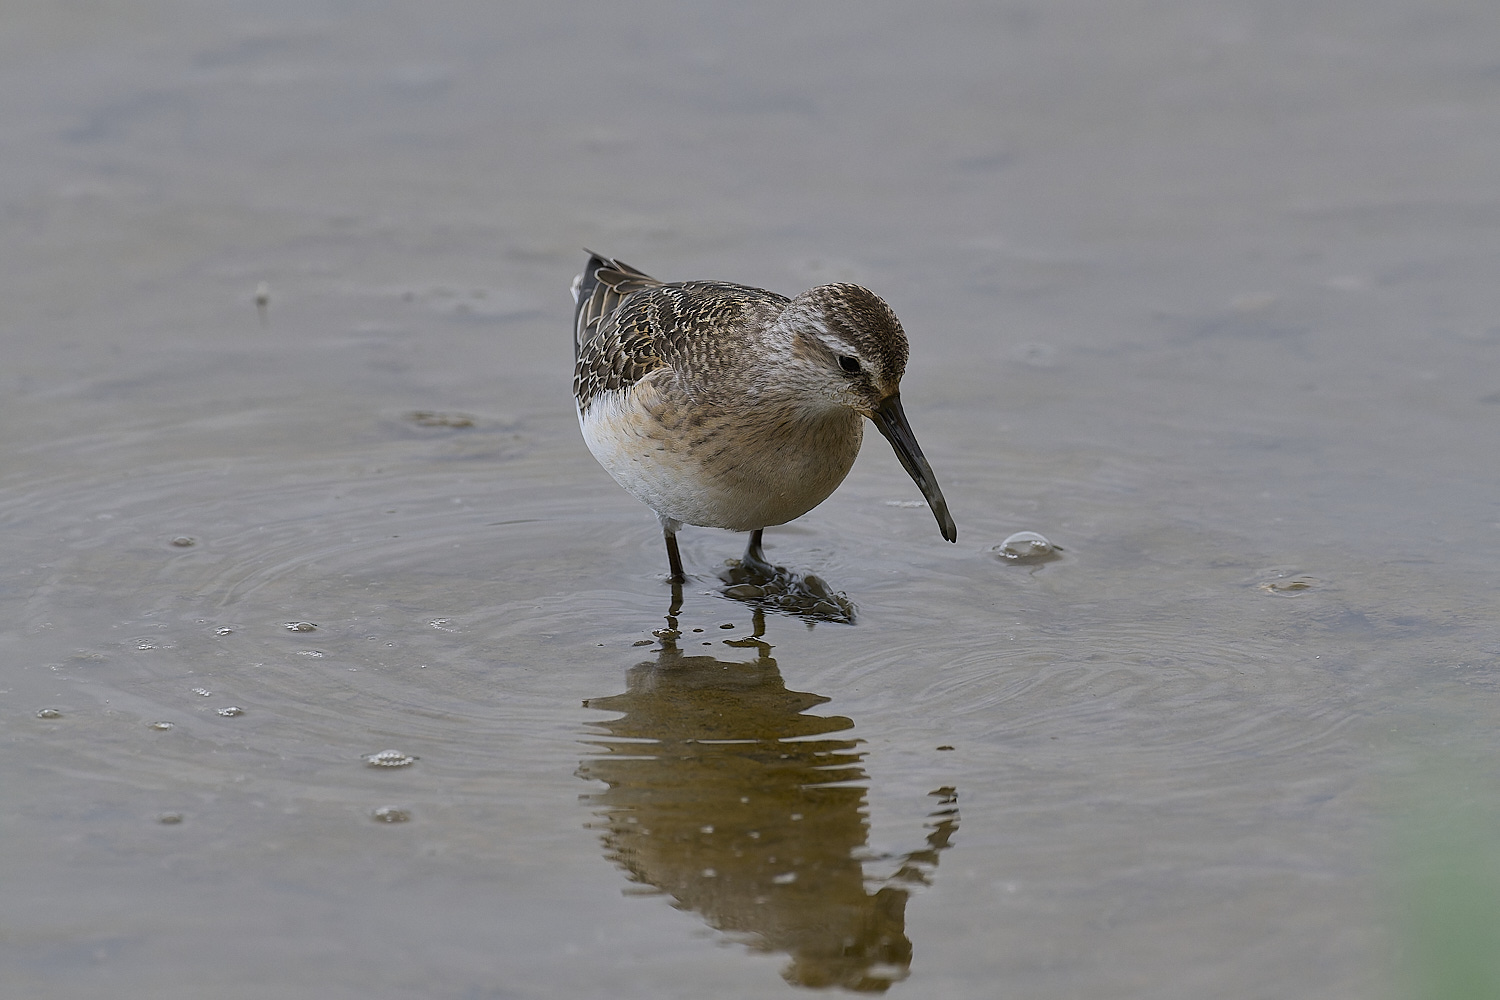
[573,254,789,413]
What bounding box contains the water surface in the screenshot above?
[4,2,1500,998]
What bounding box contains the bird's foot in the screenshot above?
[718,558,856,624]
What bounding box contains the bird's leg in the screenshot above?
[664,529,685,583]
[662,518,686,583]
[740,528,774,575]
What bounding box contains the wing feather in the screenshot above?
[572,253,789,413]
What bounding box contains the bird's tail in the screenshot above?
[573,251,660,360]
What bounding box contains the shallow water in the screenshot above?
[5,1,1500,997]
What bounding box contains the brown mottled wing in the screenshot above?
[573,252,661,360]
[573,254,789,413]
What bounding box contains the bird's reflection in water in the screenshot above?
[578,599,959,992]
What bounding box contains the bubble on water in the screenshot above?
[214,627,234,636]
[36,708,62,719]
[993,530,1061,563]
[364,749,417,768]
[296,650,325,657]
[372,806,412,823]
[771,872,797,885]
[149,721,174,731]
[429,618,455,631]
[191,687,212,697]
[284,621,317,632]
[217,706,244,717]
[885,499,928,509]
[169,536,197,548]
[158,812,184,825]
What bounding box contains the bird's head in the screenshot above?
[772,284,957,544]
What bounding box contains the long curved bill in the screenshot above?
[870,394,958,543]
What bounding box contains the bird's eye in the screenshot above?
[837,356,861,375]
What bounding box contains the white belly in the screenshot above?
[578,387,862,532]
